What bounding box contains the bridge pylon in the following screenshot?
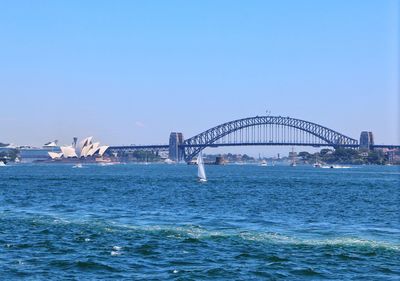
[169,132,185,162]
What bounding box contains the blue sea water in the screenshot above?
[0,163,399,280]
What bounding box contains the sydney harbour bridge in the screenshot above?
[108,115,399,162]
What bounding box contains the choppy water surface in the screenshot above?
[0,164,399,280]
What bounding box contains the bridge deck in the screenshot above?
[372,145,400,149]
[109,142,363,151]
[109,145,169,150]
[180,142,359,148]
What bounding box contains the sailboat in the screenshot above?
[290,147,296,167]
[197,152,207,182]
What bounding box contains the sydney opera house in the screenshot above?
[48,137,109,161]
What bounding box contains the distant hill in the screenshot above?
[0,142,9,147]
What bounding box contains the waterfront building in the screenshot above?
[48,137,109,160]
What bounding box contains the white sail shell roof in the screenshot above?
[78,136,93,156]
[48,152,63,159]
[87,142,100,156]
[80,144,92,158]
[60,146,78,158]
[98,146,109,156]
[81,136,93,147]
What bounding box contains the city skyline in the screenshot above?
[1,1,398,152]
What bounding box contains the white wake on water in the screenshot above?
[113,223,400,251]
[8,210,399,252]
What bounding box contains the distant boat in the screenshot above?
[313,162,322,168]
[197,152,207,182]
[326,165,351,169]
[260,160,267,166]
[72,163,83,168]
[0,161,6,167]
[290,147,296,167]
[164,159,175,164]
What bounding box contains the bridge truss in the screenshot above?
[183,116,359,161]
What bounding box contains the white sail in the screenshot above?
[197,152,207,182]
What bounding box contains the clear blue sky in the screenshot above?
[0,0,398,154]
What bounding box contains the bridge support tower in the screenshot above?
[169,132,185,162]
[359,131,374,151]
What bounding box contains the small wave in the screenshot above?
[75,260,119,272]
[135,243,158,256]
[290,267,322,276]
[49,259,119,272]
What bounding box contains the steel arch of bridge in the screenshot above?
[183,116,358,161]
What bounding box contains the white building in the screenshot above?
[48,137,109,160]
